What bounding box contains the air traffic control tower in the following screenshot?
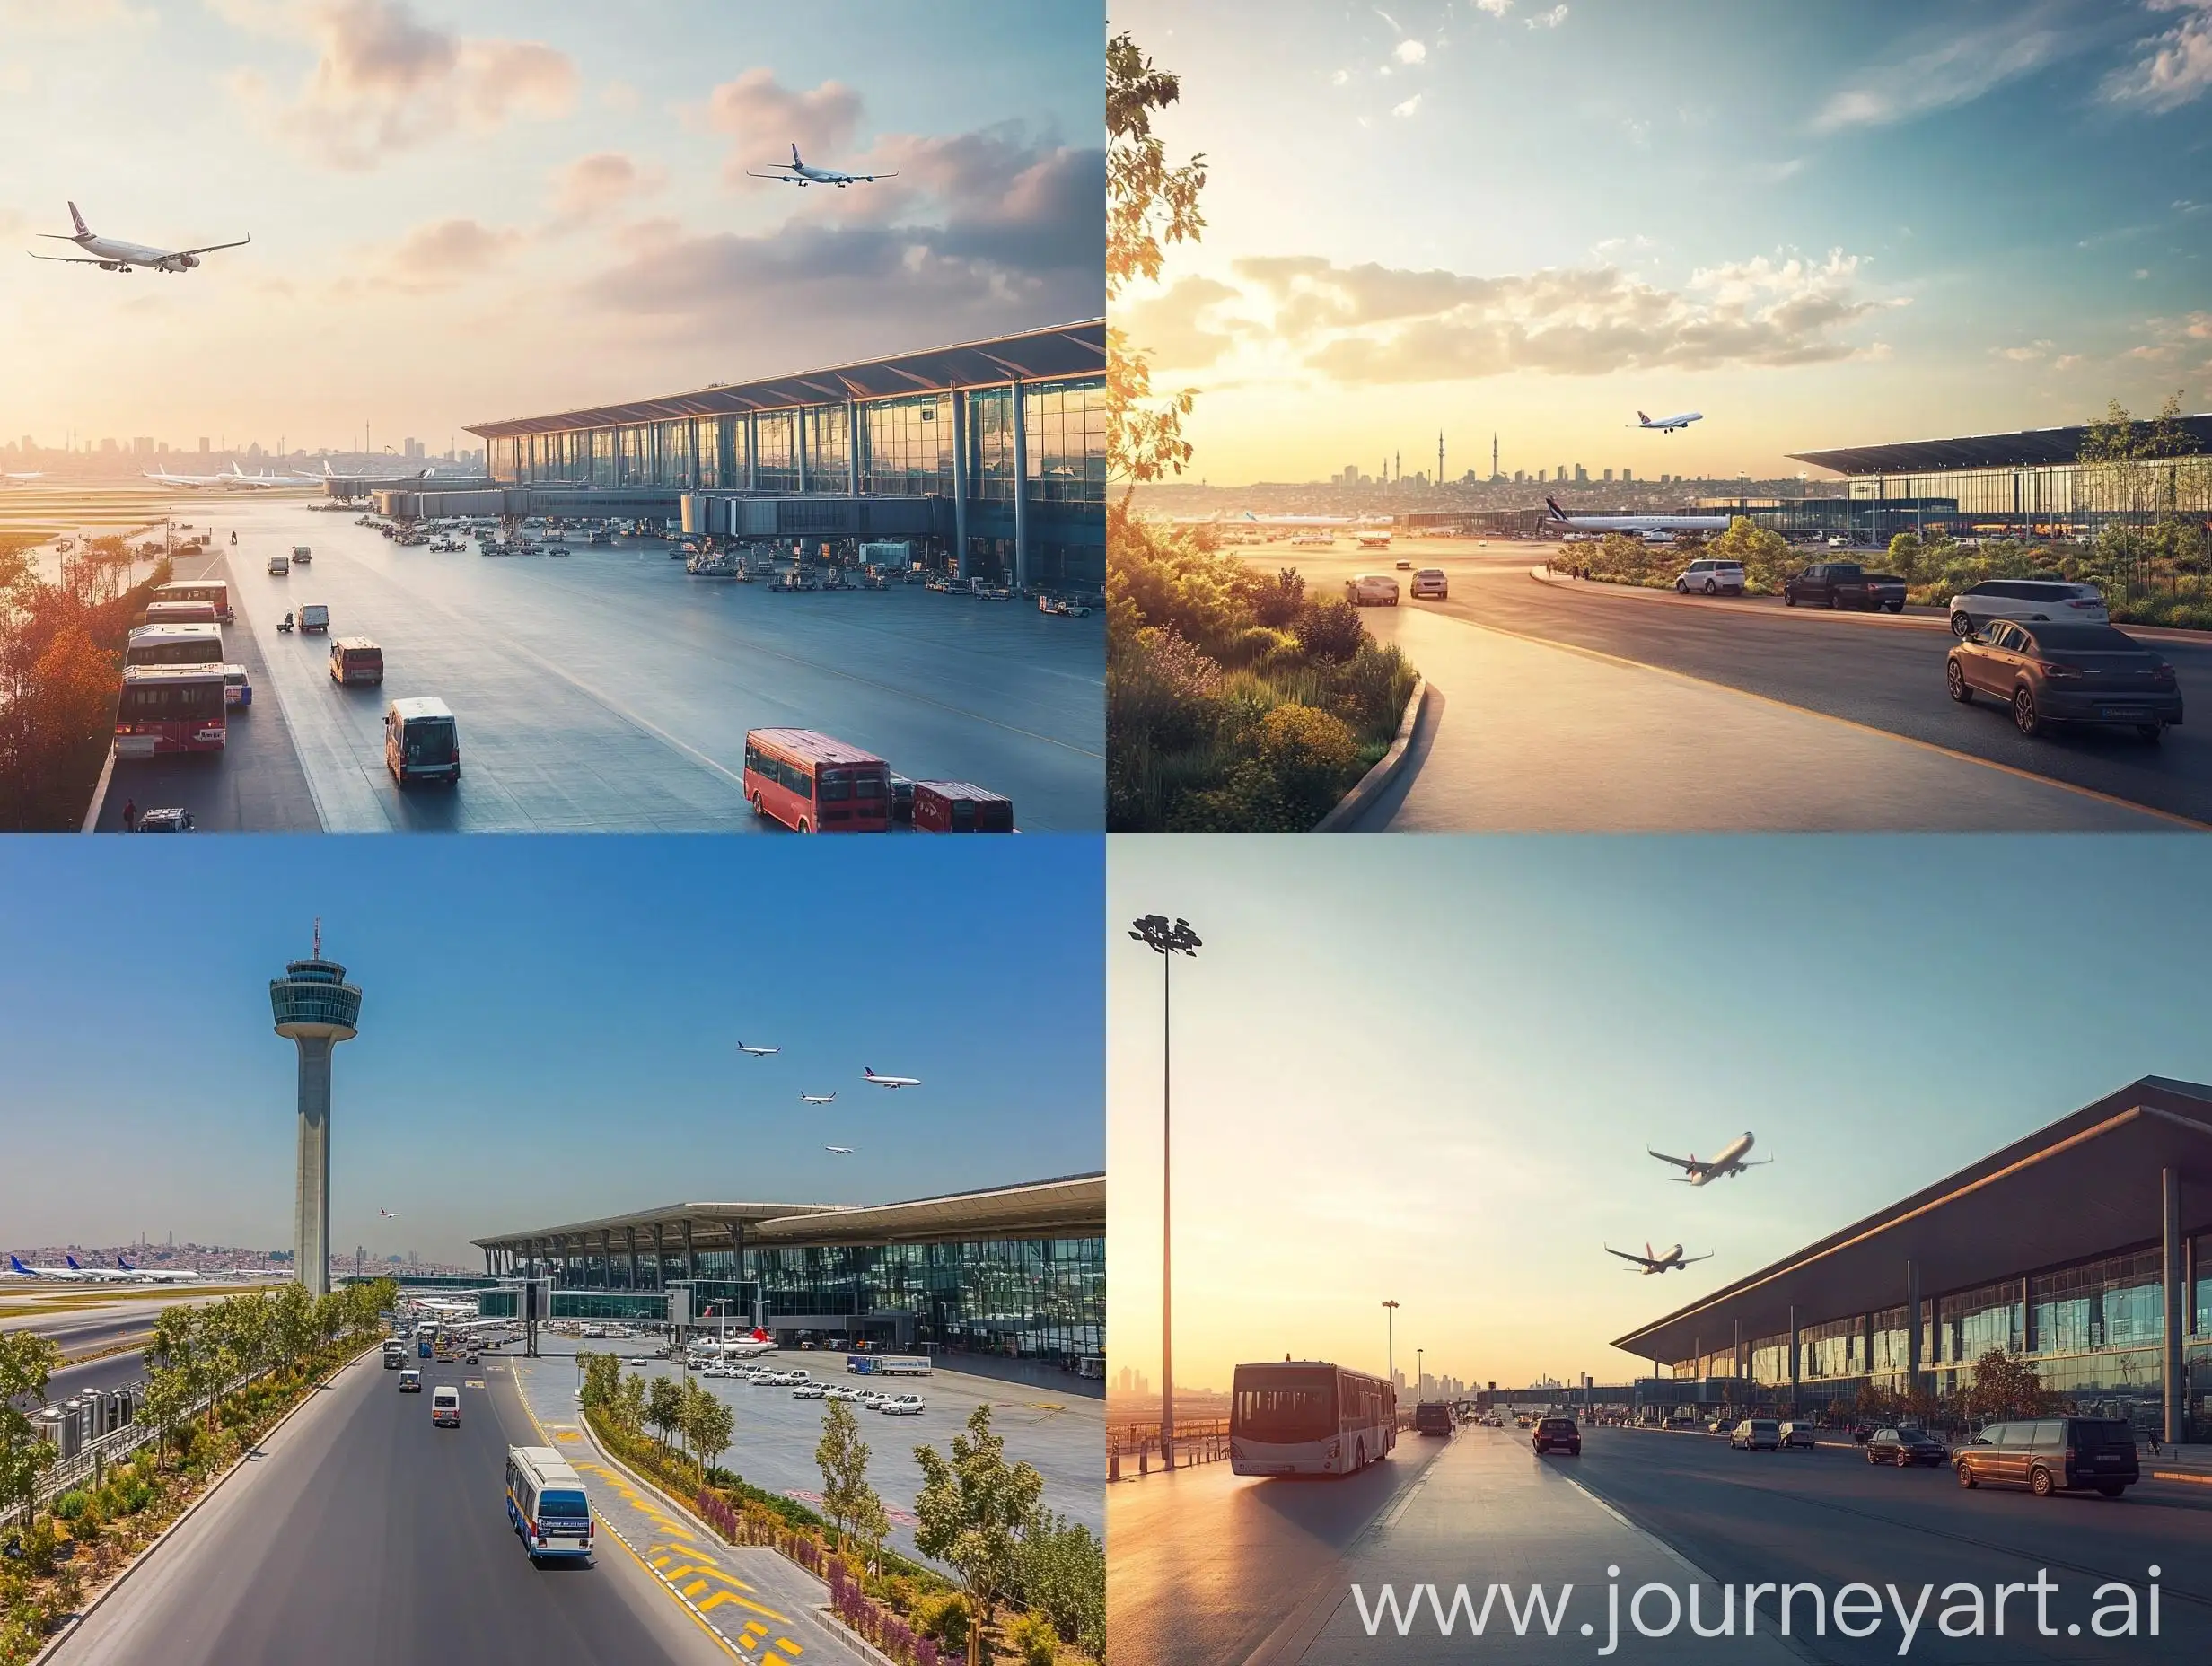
[270,924,361,1299]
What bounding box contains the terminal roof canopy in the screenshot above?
[474,1172,1104,1254]
[466,319,1106,440]
[1790,415,2212,477]
[1611,1077,2212,1366]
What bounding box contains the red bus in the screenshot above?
[742,729,890,833]
[149,580,233,623]
[114,666,227,758]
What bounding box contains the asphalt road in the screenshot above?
[45,1349,733,1666]
[99,499,1102,831]
[1242,540,2212,828]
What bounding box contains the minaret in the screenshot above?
[1493,433,1499,482]
[269,921,361,1298]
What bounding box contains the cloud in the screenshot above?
[549,151,665,231]
[1224,247,1899,384]
[1117,276,1248,370]
[1478,0,1514,16]
[2103,0,2212,111]
[1812,12,2072,132]
[240,0,576,170]
[1392,93,1423,118]
[2125,309,2212,365]
[1331,68,1350,85]
[2053,354,2085,370]
[1395,39,1427,64]
[1525,5,1568,28]
[378,215,524,292]
[701,68,863,188]
[1,0,154,31]
[1993,339,2056,361]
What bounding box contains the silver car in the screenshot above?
[1947,578,2107,636]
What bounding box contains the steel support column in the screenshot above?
[1788,1305,1801,1409]
[654,1223,665,1291]
[1010,379,1029,590]
[627,1226,638,1292]
[847,396,860,497]
[684,1218,697,1281]
[951,390,970,576]
[2164,1166,2185,1447]
[1906,1259,1923,1392]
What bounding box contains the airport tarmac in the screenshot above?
[97,497,1102,831]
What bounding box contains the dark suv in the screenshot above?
[1532,1416,1582,1457]
[1953,1417,2139,1498]
[1784,562,1907,612]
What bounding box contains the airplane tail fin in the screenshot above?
[66,1255,82,1270]
[9,1256,31,1274]
[118,1255,134,1269]
[792,142,803,167]
[1637,411,1650,425]
[67,201,89,239]
[1544,495,1567,519]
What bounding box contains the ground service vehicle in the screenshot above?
[1229,1360,1396,1477]
[1953,1417,2138,1497]
[268,553,289,576]
[113,666,226,758]
[742,728,890,832]
[329,637,384,686]
[1345,573,1400,606]
[1413,1400,1453,1436]
[1946,620,2181,741]
[431,1386,460,1426]
[124,625,223,669]
[507,1446,594,1562]
[1532,1416,1582,1456]
[299,603,329,634]
[385,697,460,786]
[1410,568,1448,599]
[913,780,1014,833]
[1783,562,1906,611]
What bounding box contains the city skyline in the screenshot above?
[0,0,1103,450]
[1106,836,2212,1393]
[0,838,1104,1267]
[1113,0,2212,485]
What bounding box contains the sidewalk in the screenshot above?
[509,1355,870,1666]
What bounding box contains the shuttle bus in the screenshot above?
[506,1445,593,1562]
[124,624,224,669]
[143,599,219,628]
[1230,1360,1396,1477]
[149,580,233,623]
[742,728,891,833]
[113,666,226,758]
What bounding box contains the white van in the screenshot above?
[431,1385,461,1427]
[1345,573,1400,607]
[385,697,460,786]
[267,553,290,576]
[506,1445,594,1562]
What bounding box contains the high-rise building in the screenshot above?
[404,437,424,459]
[1622,467,1633,483]
[269,924,363,1299]
[1575,464,1588,484]
[1602,468,1613,483]
[198,437,210,453]
[100,437,118,453]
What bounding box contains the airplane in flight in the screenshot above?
[1604,1241,1714,1275]
[29,202,249,275]
[863,1067,920,1090]
[1634,409,1703,433]
[1649,1132,1771,1186]
[825,1145,856,1154]
[1544,495,1731,535]
[800,1092,837,1105]
[379,1208,402,1220]
[746,144,899,189]
[737,1040,781,1057]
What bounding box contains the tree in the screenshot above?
[1960,1348,2054,1424]
[1016,1510,1105,1659]
[817,1399,890,1563]
[137,1366,196,1472]
[614,1372,647,1438]
[0,1328,64,1532]
[1107,30,1208,485]
[272,1283,316,1379]
[647,1375,687,1455]
[914,1405,1046,1666]
[682,1381,734,1484]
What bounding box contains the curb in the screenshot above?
[1313,675,1426,833]
[2149,1468,2212,1486]
[79,744,116,835]
[28,1341,376,1666]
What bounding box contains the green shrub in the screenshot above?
[51,1491,88,1521]
[913,1590,970,1649]
[1008,1608,1060,1665]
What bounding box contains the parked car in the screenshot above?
[1947,578,2108,636]
[1674,557,1746,596]
[1953,1416,2138,1498]
[1532,1416,1582,1457]
[1731,1418,1782,1451]
[881,1394,926,1416]
[792,1382,829,1399]
[1946,620,2182,741]
[1865,1426,1949,1467]
[1783,562,1907,612]
[1779,1421,1818,1451]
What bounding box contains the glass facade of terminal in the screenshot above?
[1770,453,2212,543]
[1664,1235,2212,1438]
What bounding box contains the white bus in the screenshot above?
[124,623,224,669]
[1230,1360,1396,1477]
[506,1445,593,1562]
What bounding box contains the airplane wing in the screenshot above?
[1646,1149,1698,1171]
[745,169,801,181]
[1741,1158,1774,1168]
[1681,1251,1716,1264]
[853,171,899,181]
[1602,1245,1652,1266]
[28,251,119,265]
[170,236,250,258]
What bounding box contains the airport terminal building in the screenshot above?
[471,1173,1103,1379]
[1613,1078,2212,1443]
[456,320,1105,591]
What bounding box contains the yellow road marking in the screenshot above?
[699,1589,790,1621]
[775,1637,803,1656]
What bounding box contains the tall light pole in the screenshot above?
[1382,1300,1400,1395]
[1418,1347,1425,1401]
[1130,914,1201,1469]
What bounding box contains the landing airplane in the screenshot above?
[737,1040,781,1057]
[746,144,899,189]
[800,1092,837,1105]
[863,1067,919,1090]
[1649,1132,1771,1186]
[30,202,249,275]
[1604,1241,1714,1275]
[378,1208,402,1220]
[825,1145,856,1154]
[1544,495,1730,535]
[1635,409,1703,433]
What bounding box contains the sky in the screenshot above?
[1113,0,2212,486]
[0,0,1102,456]
[0,837,1103,1267]
[1107,836,2212,1396]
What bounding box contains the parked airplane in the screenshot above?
[863,1067,920,1089]
[746,144,899,189]
[116,1256,202,1284]
[1604,1241,1714,1275]
[825,1145,856,1154]
[737,1040,781,1057]
[29,202,248,275]
[9,1254,92,1280]
[141,462,301,491]
[1635,409,1703,433]
[1,470,42,485]
[800,1092,837,1105]
[1648,1132,1771,1186]
[1544,495,1730,535]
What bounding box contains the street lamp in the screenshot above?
[1382,1300,1399,1393]
[1130,913,1201,1469]
[1418,1347,1425,1401]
